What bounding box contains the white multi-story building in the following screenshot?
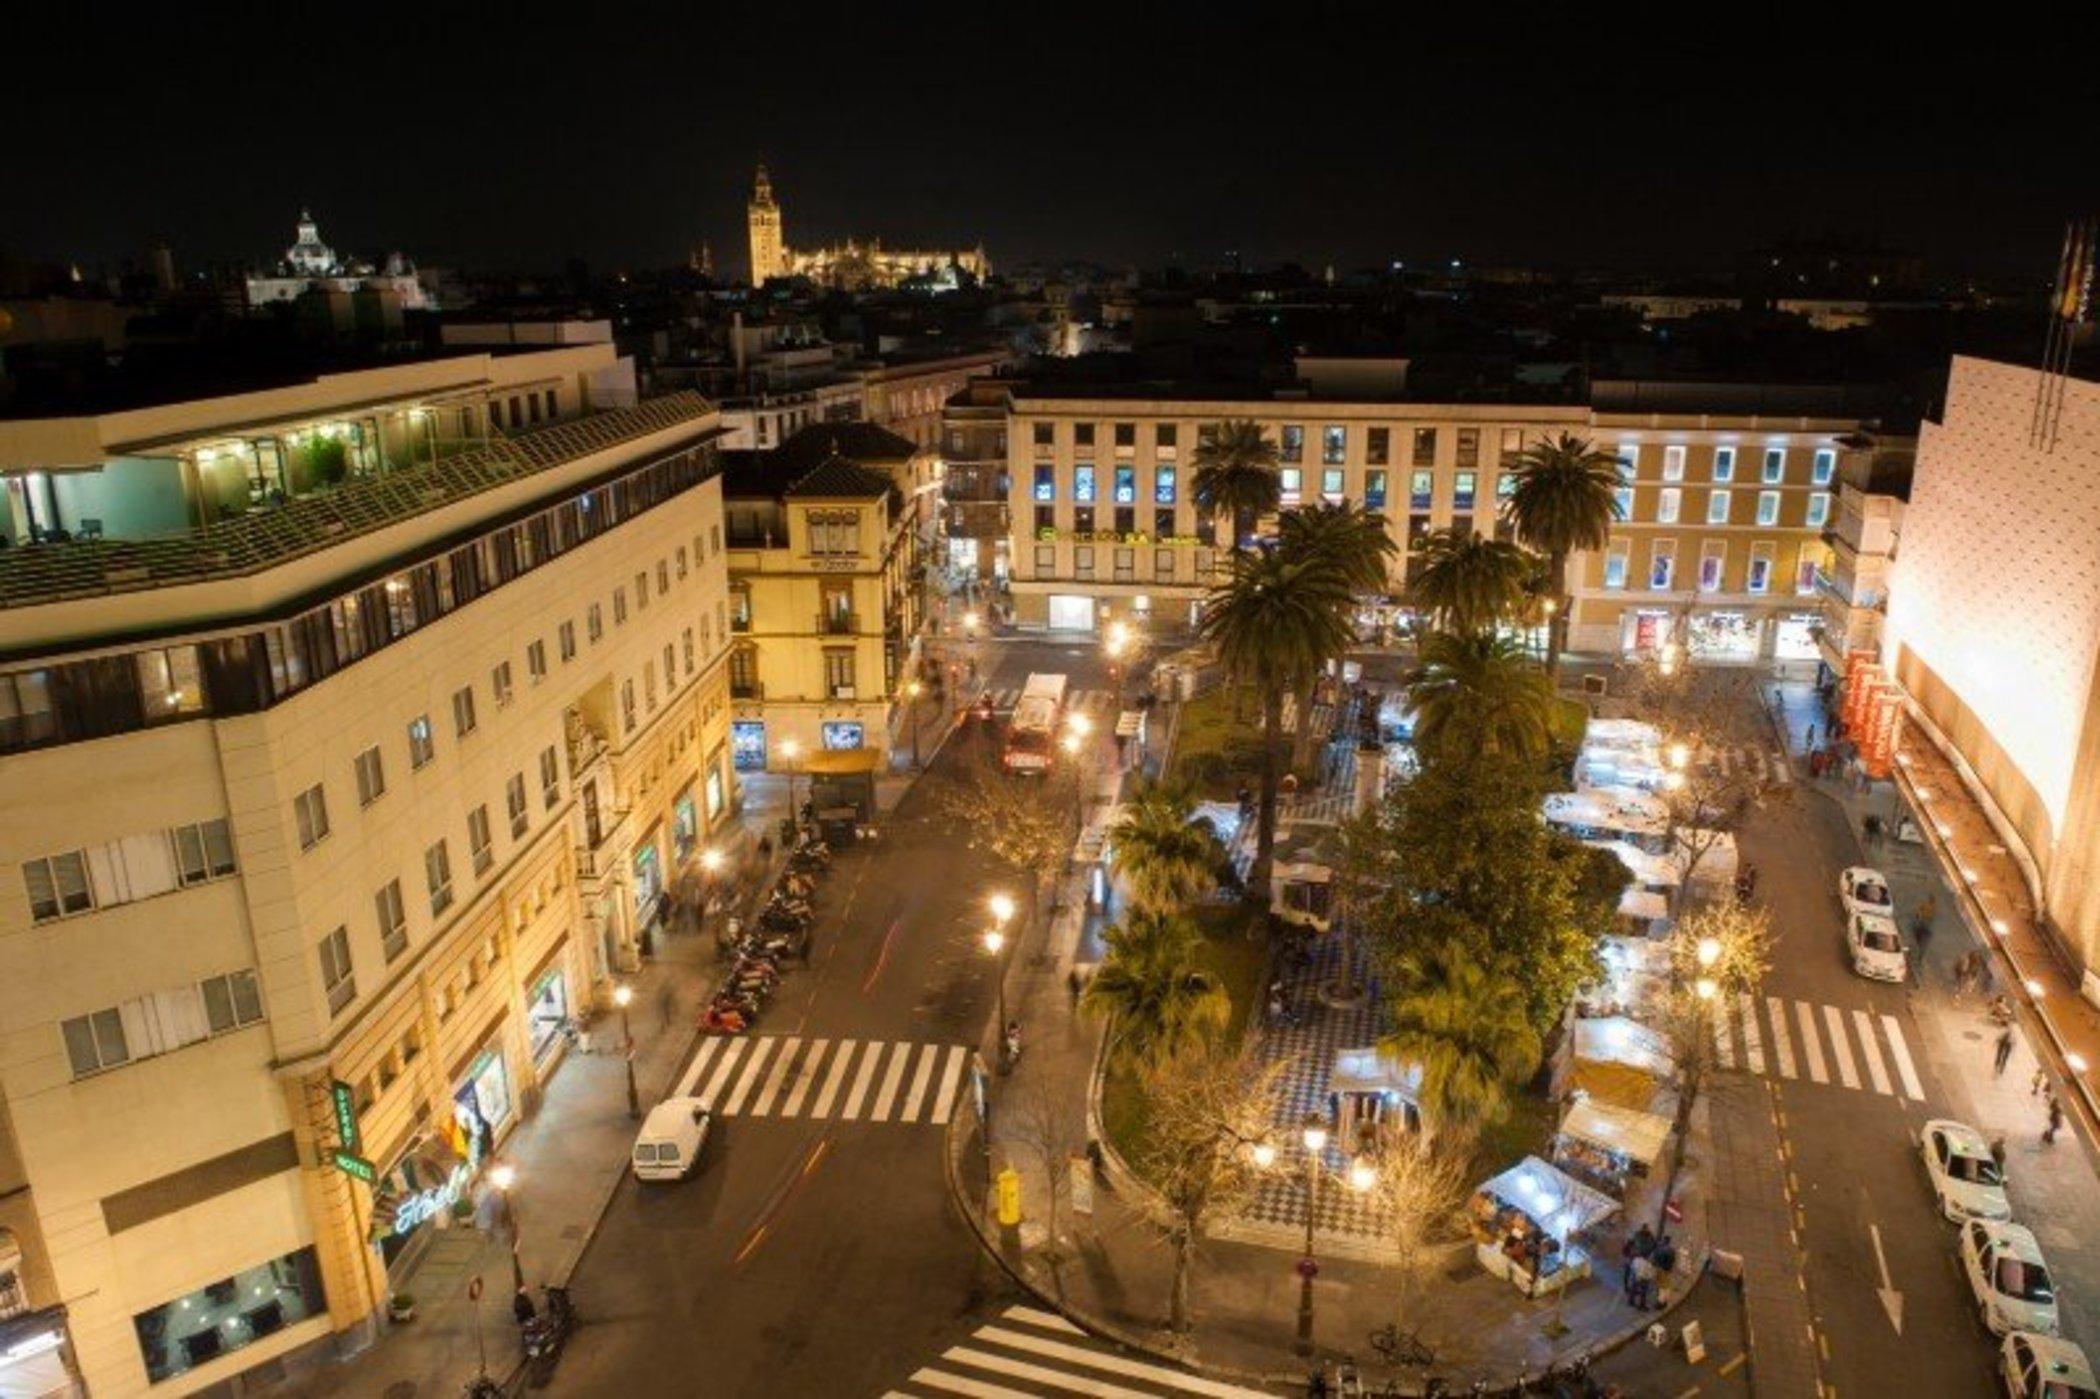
[0,345,735,1395]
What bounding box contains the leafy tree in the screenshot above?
[1198,548,1356,900]
[1406,630,1558,763]
[1326,805,1397,998]
[1190,419,1282,553]
[1109,781,1228,917]
[1275,502,1398,767]
[939,749,1081,934]
[1502,433,1622,674]
[1379,939,1542,1135]
[1651,903,1774,1224]
[1406,528,1537,637]
[1083,911,1233,1068]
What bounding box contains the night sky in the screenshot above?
[6,5,2084,280]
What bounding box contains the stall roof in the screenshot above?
[1560,1099,1672,1168]
[1330,1046,1423,1098]
[804,748,881,775]
[1589,839,1681,888]
[1572,1016,1675,1077]
[1545,788,1669,837]
[1617,888,1672,922]
[1476,1156,1620,1239]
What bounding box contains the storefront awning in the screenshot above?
[1475,1156,1619,1240]
[804,748,881,775]
[1560,1098,1671,1168]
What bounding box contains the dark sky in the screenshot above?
[5,3,2087,281]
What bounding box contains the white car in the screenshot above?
[632,1097,713,1181]
[1921,1118,2011,1222]
[1965,1220,2061,1337]
[1847,910,1909,982]
[1840,866,1895,919]
[2001,1331,2097,1399]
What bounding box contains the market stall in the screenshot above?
[1617,887,1672,940]
[1270,825,1342,932]
[1575,937,1671,1019]
[1326,1046,1424,1154]
[1556,1015,1675,1113]
[1554,1098,1672,1198]
[1468,1156,1619,1296]
[1545,788,1671,853]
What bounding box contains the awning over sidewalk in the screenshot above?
[1474,1156,1619,1240]
[1559,1098,1671,1168]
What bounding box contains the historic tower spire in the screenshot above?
[747,164,785,286]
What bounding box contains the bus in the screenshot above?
[1002,672,1069,773]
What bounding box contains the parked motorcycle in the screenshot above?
[521,1285,576,1387]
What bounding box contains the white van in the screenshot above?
[632,1097,713,1181]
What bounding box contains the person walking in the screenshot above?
[1630,1252,1658,1310]
[1066,967,1083,1009]
[1989,1135,2008,1174]
[2045,1095,2066,1146]
[512,1284,538,1328]
[1805,722,1817,750]
[2034,1066,2051,1097]
[657,980,676,1033]
[1995,1027,2016,1076]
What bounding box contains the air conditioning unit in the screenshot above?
[1582,674,1609,697]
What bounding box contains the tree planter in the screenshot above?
[388,1293,416,1324]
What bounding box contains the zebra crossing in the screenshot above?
[886,1303,1277,1397]
[1691,741,1793,789]
[1712,993,1926,1100]
[675,1035,971,1125]
[982,687,1120,717]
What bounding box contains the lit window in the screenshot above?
[1662,446,1686,482]
[1762,448,1786,483]
[1657,487,1681,524]
[1647,541,1676,590]
[1603,544,1629,589]
[1807,492,1831,528]
[1322,425,1347,464]
[1707,489,1731,525]
[1757,491,1781,527]
[1279,468,1302,505]
[1322,469,1345,502]
[425,840,454,916]
[1812,448,1836,485]
[1073,465,1096,503]
[1454,472,1477,511]
[1154,466,1176,504]
[1712,447,1736,482]
[1748,544,1774,593]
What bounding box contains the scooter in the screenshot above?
[521,1285,577,1387]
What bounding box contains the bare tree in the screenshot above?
[940,748,1083,935]
[1135,1047,1288,1333]
[1006,1069,1090,1275]
[1655,902,1774,1221]
[1366,1137,1469,1338]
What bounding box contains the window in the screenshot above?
[808,510,864,557]
[1657,487,1681,523]
[405,714,434,768]
[1365,470,1388,509]
[451,687,477,737]
[1707,489,1732,525]
[23,850,92,920]
[468,805,493,875]
[1454,472,1477,512]
[657,560,670,594]
[201,970,265,1034]
[621,680,637,733]
[1456,429,1480,468]
[1321,469,1345,502]
[540,746,562,809]
[1033,422,1054,447]
[1156,423,1178,450]
[635,570,650,609]
[1757,491,1781,526]
[1278,468,1302,505]
[1812,448,1837,485]
[1762,447,1787,483]
[320,927,356,1015]
[1114,422,1135,448]
[682,629,695,677]
[1648,540,1677,590]
[1153,465,1176,505]
[496,773,525,839]
[526,641,547,681]
[1073,465,1096,503]
[1367,427,1390,465]
[1807,491,1832,528]
[1034,503,1055,534]
[1747,543,1774,593]
[62,1008,129,1076]
[676,547,689,580]
[1699,542,1726,592]
[1031,463,1055,502]
[587,604,604,643]
[1113,465,1136,505]
[1322,425,1347,464]
[1074,423,1095,446]
[352,745,386,806]
[1713,446,1736,482]
[173,819,237,885]
[1153,506,1174,536]
[1616,444,1639,479]
[1034,543,1055,573]
[294,784,330,850]
[1797,556,1820,595]
[1280,425,1304,462]
[1662,446,1686,482]
[425,841,454,916]
[1614,485,1634,520]
[824,649,856,697]
[1412,428,1437,466]
[1603,542,1630,589]
[644,660,658,710]
[613,587,628,624]
[1409,471,1433,510]
[1155,548,1176,579]
[492,662,514,706]
[376,879,408,961]
[1499,427,1523,461]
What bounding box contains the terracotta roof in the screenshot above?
[774,420,917,471]
[784,455,895,499]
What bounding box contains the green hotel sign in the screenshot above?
[331,1150,377,1184]
[330,1079,360,1153]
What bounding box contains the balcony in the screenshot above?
[730,613,752,633]
[816,611,860,636]
[731,678,765,701]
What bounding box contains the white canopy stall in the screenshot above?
[1468,1156,1620,1296]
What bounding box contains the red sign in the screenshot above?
[1663,1197,1683,1224]
[1864,683,1902,780]
[467,1275,483,1301]
[1296,1257,1320,1279]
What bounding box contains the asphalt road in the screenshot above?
[551,636,1122,1398]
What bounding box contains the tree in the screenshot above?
[1405,528,1537,638]
[1502,433,1622,674]
[1134,1046,1286,1332]
[1006,1069,1090,1290]
[1276,502,1398,768]
[1083,912,1233,1068]
[1654,902,1774,1223]
[1109,782,1228,917]
[1365,1137,1470,1338]
[1379,939,1542,1135]
[1199,548,1356,901]
[1190,419,1282,553]
[1405,630,1558,764]
[1326,805,1397,998]
[939,749,1082,934]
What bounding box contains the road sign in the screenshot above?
[1296,1256,1319,1280]
[330,1149,377,1184]
[330,1080,360,1153]
[1663,1196,1683,1223]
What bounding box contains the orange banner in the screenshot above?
[1863,681,1901,779]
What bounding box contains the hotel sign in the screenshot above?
[331,1150,377,1184]
[330,1079,360,1153]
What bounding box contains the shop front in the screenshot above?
[0,1306,76,1399]
[632,834,663,933]
[1619,608,1675,655]
[1047,594,1097,632]
[1686,610,1761,661]
[672,788,699,866]
[526,957,571,1065]
[1773,611,1821,662]
[371,1131,475,1273]
[1468,1156,1617,1297]
[731,721,767,772]
[454,1047,512,1160]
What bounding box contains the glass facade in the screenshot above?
[134,1247,326,1385]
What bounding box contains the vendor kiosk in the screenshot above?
[1575,937,1670,1020]
[1469,1156,1619,1296]
[1556,1016,1675,1114]
[1553,1098,1672,1198]
[1326,1046,1424,1155]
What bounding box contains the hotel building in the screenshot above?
[0,344,734,1395]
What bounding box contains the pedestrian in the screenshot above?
[1996,1027,2016,1076]
[1630,1252,1657,1310]
[1989,1135,2007,1173]
[2033,1066,2050,1097]
[1066,967,1083,1009]
[512,1284,537,1327]
[2045,1095,2065,1146]
[1805,722,1817,750]
[657,980,676,1032]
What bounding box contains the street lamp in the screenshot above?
[906,680,924,770]
[1696,936,1721,970]
[780,738,802,828]
[613,984,640,1118]
[1296,1115,1329,1355]
[1061,733,1085,826]
[489,1163,523,1291]
[984,892,1016,1032]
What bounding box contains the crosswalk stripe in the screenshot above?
[871,1042,916,1121]
[842,1042,886,1120]
[931,1046,969,1125]
[1882,1014,1926,1100]
[720,1037,777,1115]
[1853,1009,1894,1095]
[780,1038,827,1117]
[1738,993,1766,1074]
[813,1040,859,1117]
[677,1036,728,1098]
[1713,1003,1735,1069]
[944,1345,1156,1397]
[902,1042,941,1121]
[747,1036,801,1116]
[972,1326,1274,1397]
[1004,1305,1086,1336]
[909,1367,1034,1399]
[1795,1000,1829,1084]
[700,1039,751,1105]
[1766,996,1798,1078]
[1823,1005,1860,1090]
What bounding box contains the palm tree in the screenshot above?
[1406,528,1538,638]
[1082,911,1233,1066]
[1380,939,1542,1134]
[1199,548,1357,901]
[1502,432,1623,674]
[1190,419,1282,552]
[1276,502,1398,766]
[1110,782,1228,917]
[1405,630,1558,763]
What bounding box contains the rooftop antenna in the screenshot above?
[2030,216,2095,452]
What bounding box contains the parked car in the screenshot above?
[1840,866,1895,919]
[1964,1220,2061,1337]
[1847,910,1909,982]
[1921,1118,2011,1222]
[632,1097,713,1181]
[2000,1331,2096,1398]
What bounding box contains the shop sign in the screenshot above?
[331,1150,377,1184]
[330,1079,360,1153]
[392,1161,472,1234]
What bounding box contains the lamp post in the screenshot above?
[613,984,640,1118]
[1104,619,1133,708]
[780,738,802,829]
[906,679,924,769]
[490,1163,523,1291]
[1296,1115,1328,1355]
[984,892,1016,1033]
